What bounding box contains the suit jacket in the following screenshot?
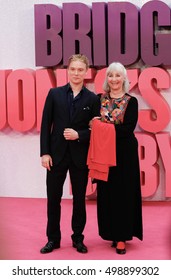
[40,83,101,168]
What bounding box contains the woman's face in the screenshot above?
[107,70,124,92]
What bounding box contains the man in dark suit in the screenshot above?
[40,54,100,254]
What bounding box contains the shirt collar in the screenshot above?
[67,83,85,95]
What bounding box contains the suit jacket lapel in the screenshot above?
[60,84,70,121]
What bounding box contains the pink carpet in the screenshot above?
[0,197,171,260]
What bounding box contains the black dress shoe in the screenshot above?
[40,241,60,254]
[73,241,88,253]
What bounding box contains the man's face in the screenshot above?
[67,60,87,85]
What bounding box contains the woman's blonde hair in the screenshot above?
[103,62,130,93]
[68,54,89,70]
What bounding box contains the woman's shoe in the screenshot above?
[116,247,126,254]
[116,241,126,254]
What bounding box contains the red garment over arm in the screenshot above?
[87,119,116,181]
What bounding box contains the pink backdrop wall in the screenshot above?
[1,0,171,201]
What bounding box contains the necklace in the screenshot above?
[109,92,125,100]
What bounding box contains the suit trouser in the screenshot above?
[46,151,88,243]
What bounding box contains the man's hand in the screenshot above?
[41,154,53,171]
[63,128,79,140]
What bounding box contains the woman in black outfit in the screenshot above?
[96,62,143,254]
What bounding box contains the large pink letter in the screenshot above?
[136,133,159,198]
[138,67,171,133]
[7,70,36,132]
[156,133,171,197]
[63,3,92,66]
[141,1,171,66]
[34,4,62,67]
[92,2,107,66]
[0,70,11,130]
[108,2,139,65]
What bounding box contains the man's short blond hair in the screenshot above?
[68,54,89,70]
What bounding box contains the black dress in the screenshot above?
[97,93,143,242]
